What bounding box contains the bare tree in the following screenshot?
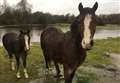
[16,0,32,13]
[15,0,32,24]
[0,2,2,14]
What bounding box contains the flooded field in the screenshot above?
[0,25,120,83]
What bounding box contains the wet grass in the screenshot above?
[0,37,120,83]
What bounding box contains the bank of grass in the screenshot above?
[97,24,120,30]
[54,24,120,30]
[0,37,119,83]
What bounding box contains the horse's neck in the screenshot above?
[18,35,24,43]
[70,20,83,49]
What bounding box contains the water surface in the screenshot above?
[0,27,120,46]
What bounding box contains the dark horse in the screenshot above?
[2,30,30,79]
[41,2,98,83]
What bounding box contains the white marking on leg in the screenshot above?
[82,14,92,48]
[10,59,15,71]
[16,71,21,79]
[24,35,29,50]
[11,61,15,71]
[24,68,29,78]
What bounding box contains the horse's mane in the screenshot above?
[68,17,83,49]
[70,16,80,34]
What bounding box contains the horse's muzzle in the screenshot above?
[25,47,30,52]
[82,41,94,50]
[85,44,92,50]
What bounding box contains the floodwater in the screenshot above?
[0,27,120,46]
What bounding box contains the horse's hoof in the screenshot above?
[16,75,21,79]
[16,73,21,79]
[54,74,63,78]
[25,76,29,79]
[24,73,29,79]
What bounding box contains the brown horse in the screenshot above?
[2,30,31,79]
[41,2,98,83]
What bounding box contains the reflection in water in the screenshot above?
[0,28,120,46]
[94,29,120,39]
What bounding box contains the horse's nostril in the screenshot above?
[90,41,94,46]
[25,47,30,51]
[84,43,92,50]
[87,44,91,48]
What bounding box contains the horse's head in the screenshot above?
[77,2,98,50]
[19,30,31,51]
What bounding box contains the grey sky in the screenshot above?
[0,0,120,15]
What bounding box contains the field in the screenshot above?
[0,36,120,83]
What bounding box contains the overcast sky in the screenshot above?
[0,0,120,15]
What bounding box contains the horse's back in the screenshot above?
[41,27,64,63]
[41,27,64,48]
[2,32,18,52]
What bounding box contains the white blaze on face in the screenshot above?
[82,14,92,48]
[24,35,29,50]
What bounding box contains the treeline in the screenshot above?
[31,12,75,24]
[0,0,120,26]
[0,0,32,25]
[0,10,120,25]
[96,14,120,25]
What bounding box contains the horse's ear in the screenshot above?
[78,3,83,12]
[27,30,30,34]
[92,2,98,12]
[20,30,23,34]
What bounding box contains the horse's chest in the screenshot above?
[63,38,86,65]
[12,41,24,52]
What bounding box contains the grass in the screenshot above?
[0,37,120,83]
[85,37,120,67]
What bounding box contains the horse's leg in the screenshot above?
[8,53,15,71]
[44,51,49,69]
[15,55,21,79]
[22,53,29,78]
[64,65,76,83]
[54,62,62,78]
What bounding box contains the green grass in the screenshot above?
[0,37,120,83]
[85,37,120,67]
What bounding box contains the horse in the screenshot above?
[41,2,98,83]
[2,30,31,79]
